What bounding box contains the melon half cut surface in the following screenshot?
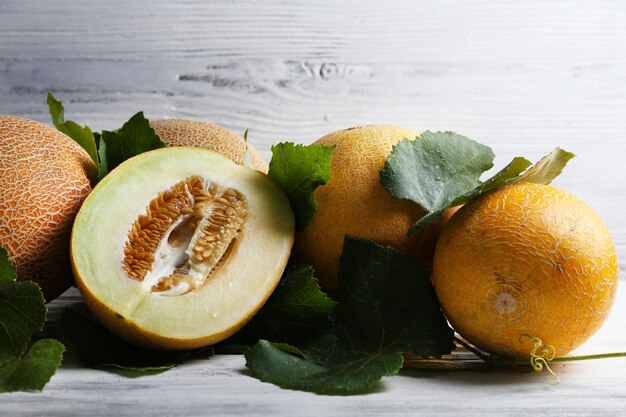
[71,147,295,350]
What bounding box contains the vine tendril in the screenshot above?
[520,334,559,386]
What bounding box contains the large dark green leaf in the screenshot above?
[236,264,336,349]
[245,238,455,394]
[0,339,64,393]
[0,282,46,367]
[245,341,402,395]
[335,237,455,358]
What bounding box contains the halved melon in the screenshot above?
[71,147,294,350]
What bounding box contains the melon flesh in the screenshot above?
[71,147,294,350]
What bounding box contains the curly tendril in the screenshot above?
[520,334,560,386]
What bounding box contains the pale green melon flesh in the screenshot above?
[71,147,294,341]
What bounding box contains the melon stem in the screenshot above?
[456,336,626,368]
[527,351,626,364]
[453,336,491,363]
[486,350,626,367]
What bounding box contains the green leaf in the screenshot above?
[244,239,454,394]
[221,264,336,362]
[293,329,337,364]
[0,339,64,393]
[0,246,16,285]
[335,237,455,358]
[242,129,255,169]
[466,156,533,196]
[453,147,575,205]
[235,265,336,348]
[402,156,534,233]
[516,147,576,184]
[380,132,575,235]
[268,142,335,230]
[245,341,403,394]
[47,92,98,164]
[0,269,61,392]
[57,309,212,376]
[0,282,46,367]
[380,131,494,233]
[406,148,575,235]
[100,112,165,174]
[97,136,109,180]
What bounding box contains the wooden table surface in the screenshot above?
[1,1,625,415]
[0,286,624,417]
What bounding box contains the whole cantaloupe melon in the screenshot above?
[150,119,268,173]
[294,125,448,291]
[0,115,97,301]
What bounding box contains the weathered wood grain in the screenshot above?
[1,2,624,267]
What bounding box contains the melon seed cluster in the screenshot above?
[123,176,248,296]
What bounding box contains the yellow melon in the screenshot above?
[293,125,449,291]
[0,115,97,301]
[432,182,619,358]
[150,119,268,173]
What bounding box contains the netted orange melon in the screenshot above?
[432,182,619,358]
[0,115,97,301]
[150,119,268,173]
[71,147,294,350]
[293,125,451,291]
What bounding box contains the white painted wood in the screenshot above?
[1,0,626,414]
[1,1,625,227]
[1,286,626,416]
[1,1,625,267]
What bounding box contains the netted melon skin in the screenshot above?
[293,125,444,291]
[0,115,97,301]
[150,119,268,173]
[432,182,619,358]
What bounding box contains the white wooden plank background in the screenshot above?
[1,0,625,415]
[1,0,625,268]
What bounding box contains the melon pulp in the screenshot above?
[71,147,294,350]
[0,115,97,301]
